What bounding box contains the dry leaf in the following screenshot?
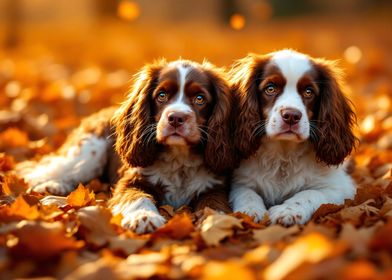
[201,261,256,280]
[0,195,39,222]
[5,220,84,259]
[41,195,68,207]
[253,225,300,244]
[0,153,15,171]
[108,234,147,255]
[67,184,95,208]
[201,214,243,246]
[153,213,194,239]
[77,206,117,246]
[263,233,333,280]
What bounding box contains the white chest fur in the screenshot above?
[141,147,222,208]
[232,140,333,207]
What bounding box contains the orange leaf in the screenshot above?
[0,153,15,172]
[0,195,39,222]
[0,174,28,197]
[153,213,194,239]
[67,184,95,208]
[6,220,84,259]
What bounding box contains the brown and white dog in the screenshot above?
[229,50,357,226]
[18,59,234,233]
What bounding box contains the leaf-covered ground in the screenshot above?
[0,17,391,279]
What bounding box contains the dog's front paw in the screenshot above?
[29,180,74,196]
[268,203,310,226]
[234,205,267,222]
[121,209,166,234]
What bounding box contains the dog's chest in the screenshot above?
[142,152,222,208]
[234,143,317,205]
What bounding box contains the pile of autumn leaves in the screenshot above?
[0,145,392,279]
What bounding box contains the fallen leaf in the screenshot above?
[77,206,116,246]
[263,233,333,280]
[0,195,39,222]
[108,234,147,255]
[67,184,95,208]
[0,173,28,197]
[153,213,194,239]
[339,223,380,256]
[0,153,15,171]
[40,195,68,207]
[116,251,170,279]
[200,214,243,246]
[201,261,256,280]
[253,225,300,244]
[339,199,379,225]
[5,220,83,259]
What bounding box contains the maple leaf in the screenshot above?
[67,184,95,208]
[0,195,39,222]
[200,214,243,246]
[0,174,28,197]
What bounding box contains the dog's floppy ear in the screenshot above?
[311,59,357,165]
[229,54,270,159]
[112,61,164,167]
[202,63,235,174]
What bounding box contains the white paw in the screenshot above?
[29,180,74,196]
[121,209,166,234]
[234,205,267,222]
[268,203,310,226]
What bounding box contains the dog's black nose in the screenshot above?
[168,112,187,128]
[281,108,302,125]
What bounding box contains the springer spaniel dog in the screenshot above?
[17,59,234,233]
[229,50,357,226]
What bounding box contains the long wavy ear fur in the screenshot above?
[112,61,165,167]
[229,54,270,159]
[311,59,357,165]
[202,63,235,173]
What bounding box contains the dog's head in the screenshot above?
[230,50,357,165]
[113,59,234,173]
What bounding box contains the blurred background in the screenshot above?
[0,0,391,160]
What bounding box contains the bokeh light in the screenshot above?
[344,46,362,64]
[117,1,140,22]
[230,14,246,30]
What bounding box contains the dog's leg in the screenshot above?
[17,134,110,195]
[16,107,116,195]
[269,170,356,226]
[230,185,267,221]
[109,172,166,234]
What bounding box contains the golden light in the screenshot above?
[361,115,375,134]
[344,46,362,64]
[230,14,246,31]
[376,95,391,111]
[263,233,333,280]
[118,1,140,22]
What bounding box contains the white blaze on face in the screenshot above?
[158,62,197,146]
[265,50,313,141]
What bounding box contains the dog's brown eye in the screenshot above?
[157,91,168,102]
[304,87,314,98]
[264,83,277,96]
[194,95,205,105]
